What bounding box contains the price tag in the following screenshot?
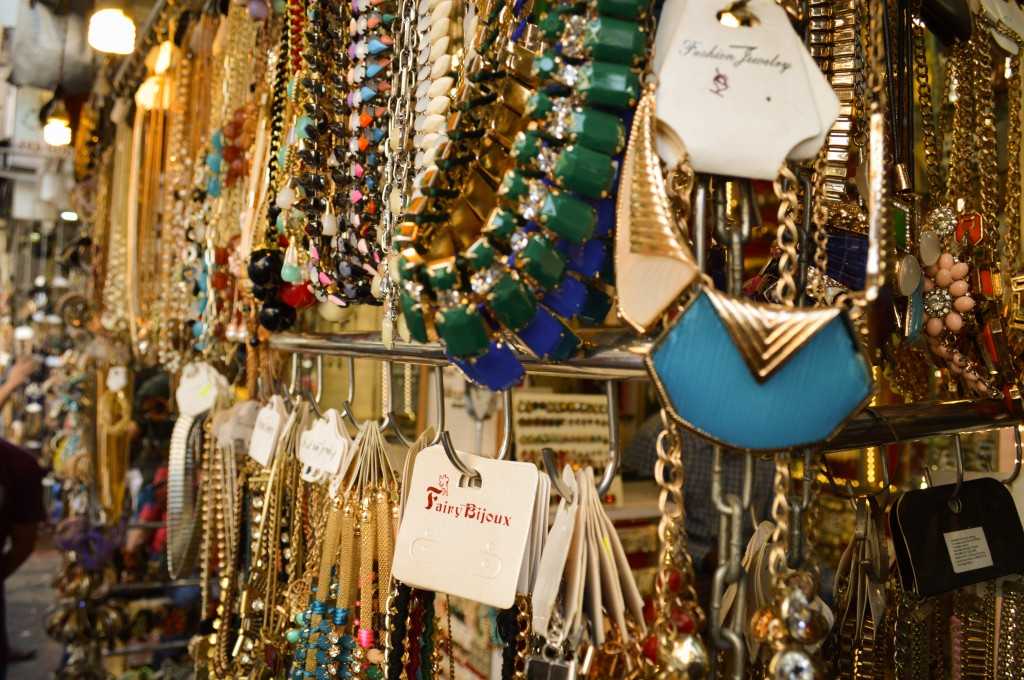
[655,0,834,179]
[297,409,351,477]
[248,396,289,467]
[217,401,260,456]
[393,444,540,608]
[176,362,225,416]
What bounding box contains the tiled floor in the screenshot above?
[5,545,62,679]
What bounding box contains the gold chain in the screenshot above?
[974,28,999,227]
[912,2,943,201]
[774,164,801,307]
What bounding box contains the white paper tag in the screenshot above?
[248,396,290,467]
[176,362,224,416]
[297,410,351,477]
[392,444,539,608]
[106,366,128,392]
[518,472,551,595]
[944,526,995,574]
[655,0,833,179]
[981,0,1020,54]
[216,401,260,455]
[531,467,579,638]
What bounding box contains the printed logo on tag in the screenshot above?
[655,0,837,179]
[393,444,539,608]
[943,526,994,574]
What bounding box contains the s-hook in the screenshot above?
[543,380,621,502]
[380,360,411,446]
[431,366,515,488]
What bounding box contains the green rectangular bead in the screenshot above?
[541,192,596,243]
[585,17,645,65]
[521,236,566,289]
[579,61,640,109]
[489,275,537,330]
[436,305,490,357]
[554,145,614,198]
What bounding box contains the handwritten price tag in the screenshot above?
[298,410,351,477]
[248,396,289,467]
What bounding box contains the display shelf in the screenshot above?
[269,330,649,380]
[269,332,1021,450]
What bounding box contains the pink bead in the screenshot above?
[939,252,955,269]
[319,272,332,285]
[949,280,969,297]
[328,294,345,306]
[935,269,953,287]
[353,163,364,178]
[310,245,319,259]
[949,362,963,375]
[358,628,374,649]
[351,189,363,203]
[945,311,964,331]
[954,295,975,312]
[926,317,945,337]
[950,262,969,280]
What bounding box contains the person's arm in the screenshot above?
[0,357,35,411]
[1,522,37,580]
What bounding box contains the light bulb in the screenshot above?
[42,118,71,146]
[88,8,136,55]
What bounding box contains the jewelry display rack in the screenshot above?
[269,331,1021,451]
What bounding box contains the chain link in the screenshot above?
[912,2,943,201]
[653,415,705,661]
[974,28,999,228]
[773,164,801,307]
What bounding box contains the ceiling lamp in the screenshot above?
[42,100,72,147]
[88,8,136,55]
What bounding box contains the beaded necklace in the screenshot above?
[394,0,650,389]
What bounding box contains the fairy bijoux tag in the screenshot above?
[176,362,226,417]
[655,0,838,179]
[297,409,351,478]
[392,444,540,609]
[248,395,290,467]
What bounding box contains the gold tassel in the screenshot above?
[375,489,393,616]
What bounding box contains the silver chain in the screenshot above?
[709,447,754,679]
[380,0,420,255]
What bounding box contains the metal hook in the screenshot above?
[314,354,323,403]
[1004,424,1023,486]
[543,447,574,503]
[496,389,513,461]
[288,353,300,396]
[301,385,324,419]
[442,430,481,488]
[949,433,965,513]
[339,356,358,430]
[380,360,411,446]
[596,381,620,498]
[428,366,482,486]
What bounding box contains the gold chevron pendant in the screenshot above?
[614,86,700,333]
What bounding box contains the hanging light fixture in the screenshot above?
[87,7,136,55]
[42,99,72,147]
